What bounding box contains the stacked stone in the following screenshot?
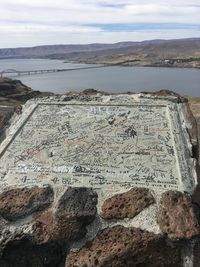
[0,185,199,266]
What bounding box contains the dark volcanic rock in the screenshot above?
[0,186,54,221]
[0,78,52,101]
[0,111,13,138]
[33,187,98,244]
[54,187,98,239]
[57,187,97,220]
[142,90,187,103]
[80,89,99,95]
[33,209,88,244]
[65,225,182,267]
[193,239,200,267]
[157,191,199,240]
[33,209,55,244]
[0,78,31,97]
[0,78,53,143]
[0,228,27,256]
[100,187,155,219]
[0,239,65,267]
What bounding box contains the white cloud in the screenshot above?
[0,24,101,34]
[0,0,199,47]
[0,0,200,24]
[124,4,199,16]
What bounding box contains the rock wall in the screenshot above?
[0,185,199,266]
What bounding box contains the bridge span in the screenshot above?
[0,65,107,77]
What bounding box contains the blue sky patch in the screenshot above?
[86,23,200,32]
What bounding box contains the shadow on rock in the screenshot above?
[0,238,67,267]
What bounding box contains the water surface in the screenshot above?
[0,59,199,96]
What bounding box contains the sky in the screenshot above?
[0,0,200,48]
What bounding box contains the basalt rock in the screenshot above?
[100,187,155,219]
[0,78,31,97]
[0,111,13,141]
[0,78,53,102]
[65,225,182,267]
[0,228,27,256]
[157,191,199,240]
[33,208,90,244]
[142,90,187,103]
[0,239,65,267]
[0,186,54,221]
[0,78,53,143]
[57,187,98,221]
[193,239,200,267]
[33,187,98,244]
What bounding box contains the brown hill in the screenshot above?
[0,38,200,68]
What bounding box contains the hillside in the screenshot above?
[0,38,200,68]
[0,42,146,59]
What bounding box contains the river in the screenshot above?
[0,58,199,96]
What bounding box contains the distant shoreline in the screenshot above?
[0,57,200,70]
[0,38,200,70]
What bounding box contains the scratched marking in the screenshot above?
[0,95,197,193]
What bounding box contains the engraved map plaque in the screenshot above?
[0,94,197,193]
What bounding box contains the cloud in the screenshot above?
[0,23,101,34]
[0,0,199,47]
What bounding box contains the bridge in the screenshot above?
[0,65,107,77]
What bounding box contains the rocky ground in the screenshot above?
[0,78,53,141]
[188,97,200,163]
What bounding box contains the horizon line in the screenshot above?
[0,36,200,50]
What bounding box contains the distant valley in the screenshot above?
[0,38,200,69]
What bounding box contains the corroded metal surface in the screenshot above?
[0,94,197,193]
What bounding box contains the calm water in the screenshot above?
[0,58,199,96]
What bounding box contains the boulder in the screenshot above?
[33,187,98,244]
[65,225,182,267]
[157,191,199,240]
[0,186,54,221]
[101,187,155,219]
